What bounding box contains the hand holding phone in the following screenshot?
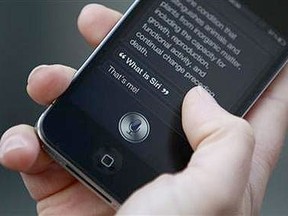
[37,0,288,207]
[1,2,288,215]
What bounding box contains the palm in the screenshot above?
[245,80,288,214]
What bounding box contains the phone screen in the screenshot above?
[40,0,288,203]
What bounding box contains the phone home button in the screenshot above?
[94,147,122,175]
[101,154,115,168]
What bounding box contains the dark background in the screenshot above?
[0,1,287,215]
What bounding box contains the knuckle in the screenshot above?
[227,117,254,140]
[156,173,175,184]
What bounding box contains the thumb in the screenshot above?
[118,87,256,215]
[181,86,255,213]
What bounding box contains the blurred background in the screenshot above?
[0,1,287,215]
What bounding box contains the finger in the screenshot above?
[181,87,255,213]
[0,126,113,214]
[0,125,51,173]
[37,182,114,216]
[0,125,74,201]
[245,65,288,210]
[247,65,288,170]
[77,4,122,47]
[27,64,75,105]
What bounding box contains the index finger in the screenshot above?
[77,4,122,47]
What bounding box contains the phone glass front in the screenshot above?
[39,0,288,204]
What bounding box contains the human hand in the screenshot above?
[0,4,122,216]
[119,73,288,215]
[1,4,288,216]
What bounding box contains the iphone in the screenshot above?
[37,0,288,208]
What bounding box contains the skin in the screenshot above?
[0,4,288,215]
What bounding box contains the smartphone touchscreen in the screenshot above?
[38,0,288,205]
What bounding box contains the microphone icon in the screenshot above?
[119,112,150,143]
[127,119,142,136]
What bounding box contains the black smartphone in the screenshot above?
[37,0,288,208]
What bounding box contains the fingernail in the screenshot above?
[27,65,49,84]
[0,136,28,159]
[194,86,217,104]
